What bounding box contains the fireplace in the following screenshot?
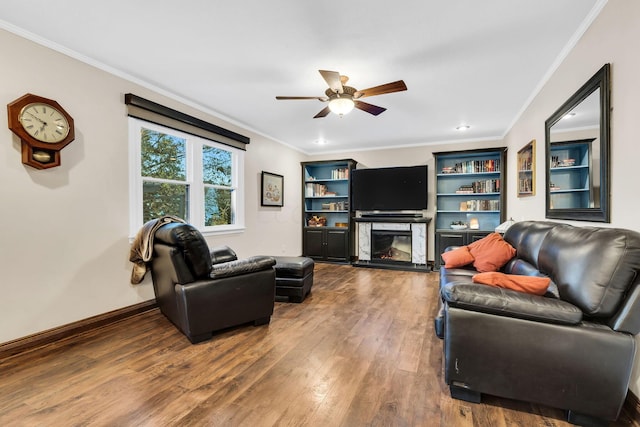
[371,230,412,262]
[354,216,431,271]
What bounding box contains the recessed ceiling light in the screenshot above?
[456,125,471,131]
[563,112,576,120]
[314,139,328,145]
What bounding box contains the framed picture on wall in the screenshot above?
[261,171,284,207]
[517,139,535,197]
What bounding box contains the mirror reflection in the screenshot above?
[545,64,610,222]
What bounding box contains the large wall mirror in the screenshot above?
[545,63,610,222]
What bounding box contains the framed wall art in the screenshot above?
[261,171,284,207]
[517,139,535,197]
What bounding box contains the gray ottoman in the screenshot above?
[273,256,314,303]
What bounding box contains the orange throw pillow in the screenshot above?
[472,272,550,295]
[441,246,475,268]
[467,233,516,272]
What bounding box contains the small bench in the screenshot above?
[272,256,314,303]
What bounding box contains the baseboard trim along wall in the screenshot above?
[0,300,157,360]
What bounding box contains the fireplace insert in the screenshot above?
[371,230,412,263]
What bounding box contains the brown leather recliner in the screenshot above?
[150,222,276,343]
[435,221,640,427]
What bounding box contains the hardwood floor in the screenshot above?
[1,264,638,426]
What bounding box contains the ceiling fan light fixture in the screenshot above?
[328,96,355,115]
[456,125,471,131]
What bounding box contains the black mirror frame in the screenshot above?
[545,63,610,222]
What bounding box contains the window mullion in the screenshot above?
[189,137,203,228]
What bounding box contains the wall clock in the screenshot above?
[7,93,75,169]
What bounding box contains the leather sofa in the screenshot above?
[150,222,276,343]
[435,221,640,426]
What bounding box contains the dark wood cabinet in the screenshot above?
[303,228,349,262]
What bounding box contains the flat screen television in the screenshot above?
[351,165,428,211]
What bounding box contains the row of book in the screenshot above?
[305,182,329,197]
[330,168,350,180]
[460,199,500,211]
[455,179,501,194]
[443,159,500,174]
[321,201,348,211]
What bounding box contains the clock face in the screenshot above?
[18,102,70,143]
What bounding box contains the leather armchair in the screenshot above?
[150,222,276,343]
[436,221,640,426]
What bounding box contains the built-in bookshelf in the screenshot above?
[301,159,356,262]
[433,148,507,269]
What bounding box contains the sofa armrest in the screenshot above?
[441,282,582,325]
[210,256,275,279]
[210,245,238,264]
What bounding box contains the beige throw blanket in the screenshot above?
[129,215,186,284]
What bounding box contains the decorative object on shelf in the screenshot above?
[450,221,468,230]
[261,171,284,207]
[308,215,326,227]
[7,93,75,169]
[469,217,480,229]
[517,140,535,197]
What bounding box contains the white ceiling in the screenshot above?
[0,0,603,154]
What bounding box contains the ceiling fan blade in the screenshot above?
[313,106,331,118]
[354,100,387,116]
[354,80,407,99]
[319,70,344,94]
[276,96,328,101]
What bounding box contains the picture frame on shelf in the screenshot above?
[261,171,284,207]
[517,139,535,197]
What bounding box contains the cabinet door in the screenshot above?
[304,229,325,258]
[435,232,466,269]
[468,232,490,244]
[325,229,348,261]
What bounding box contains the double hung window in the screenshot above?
[129,118,244,236]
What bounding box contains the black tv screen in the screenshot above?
[351,165,428,211]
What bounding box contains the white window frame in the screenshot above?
[129,117,245,237]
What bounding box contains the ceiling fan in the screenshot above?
[276,70,407,118]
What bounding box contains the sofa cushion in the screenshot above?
[472,272,550,296]
[467,233,516,272]
[503,221,557,268]
[272,256,315,278]
[538,225,640,317]
[442,246,475,268]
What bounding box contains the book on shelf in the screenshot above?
[305,182,328,197]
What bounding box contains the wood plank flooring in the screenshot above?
[1,264,638,426]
